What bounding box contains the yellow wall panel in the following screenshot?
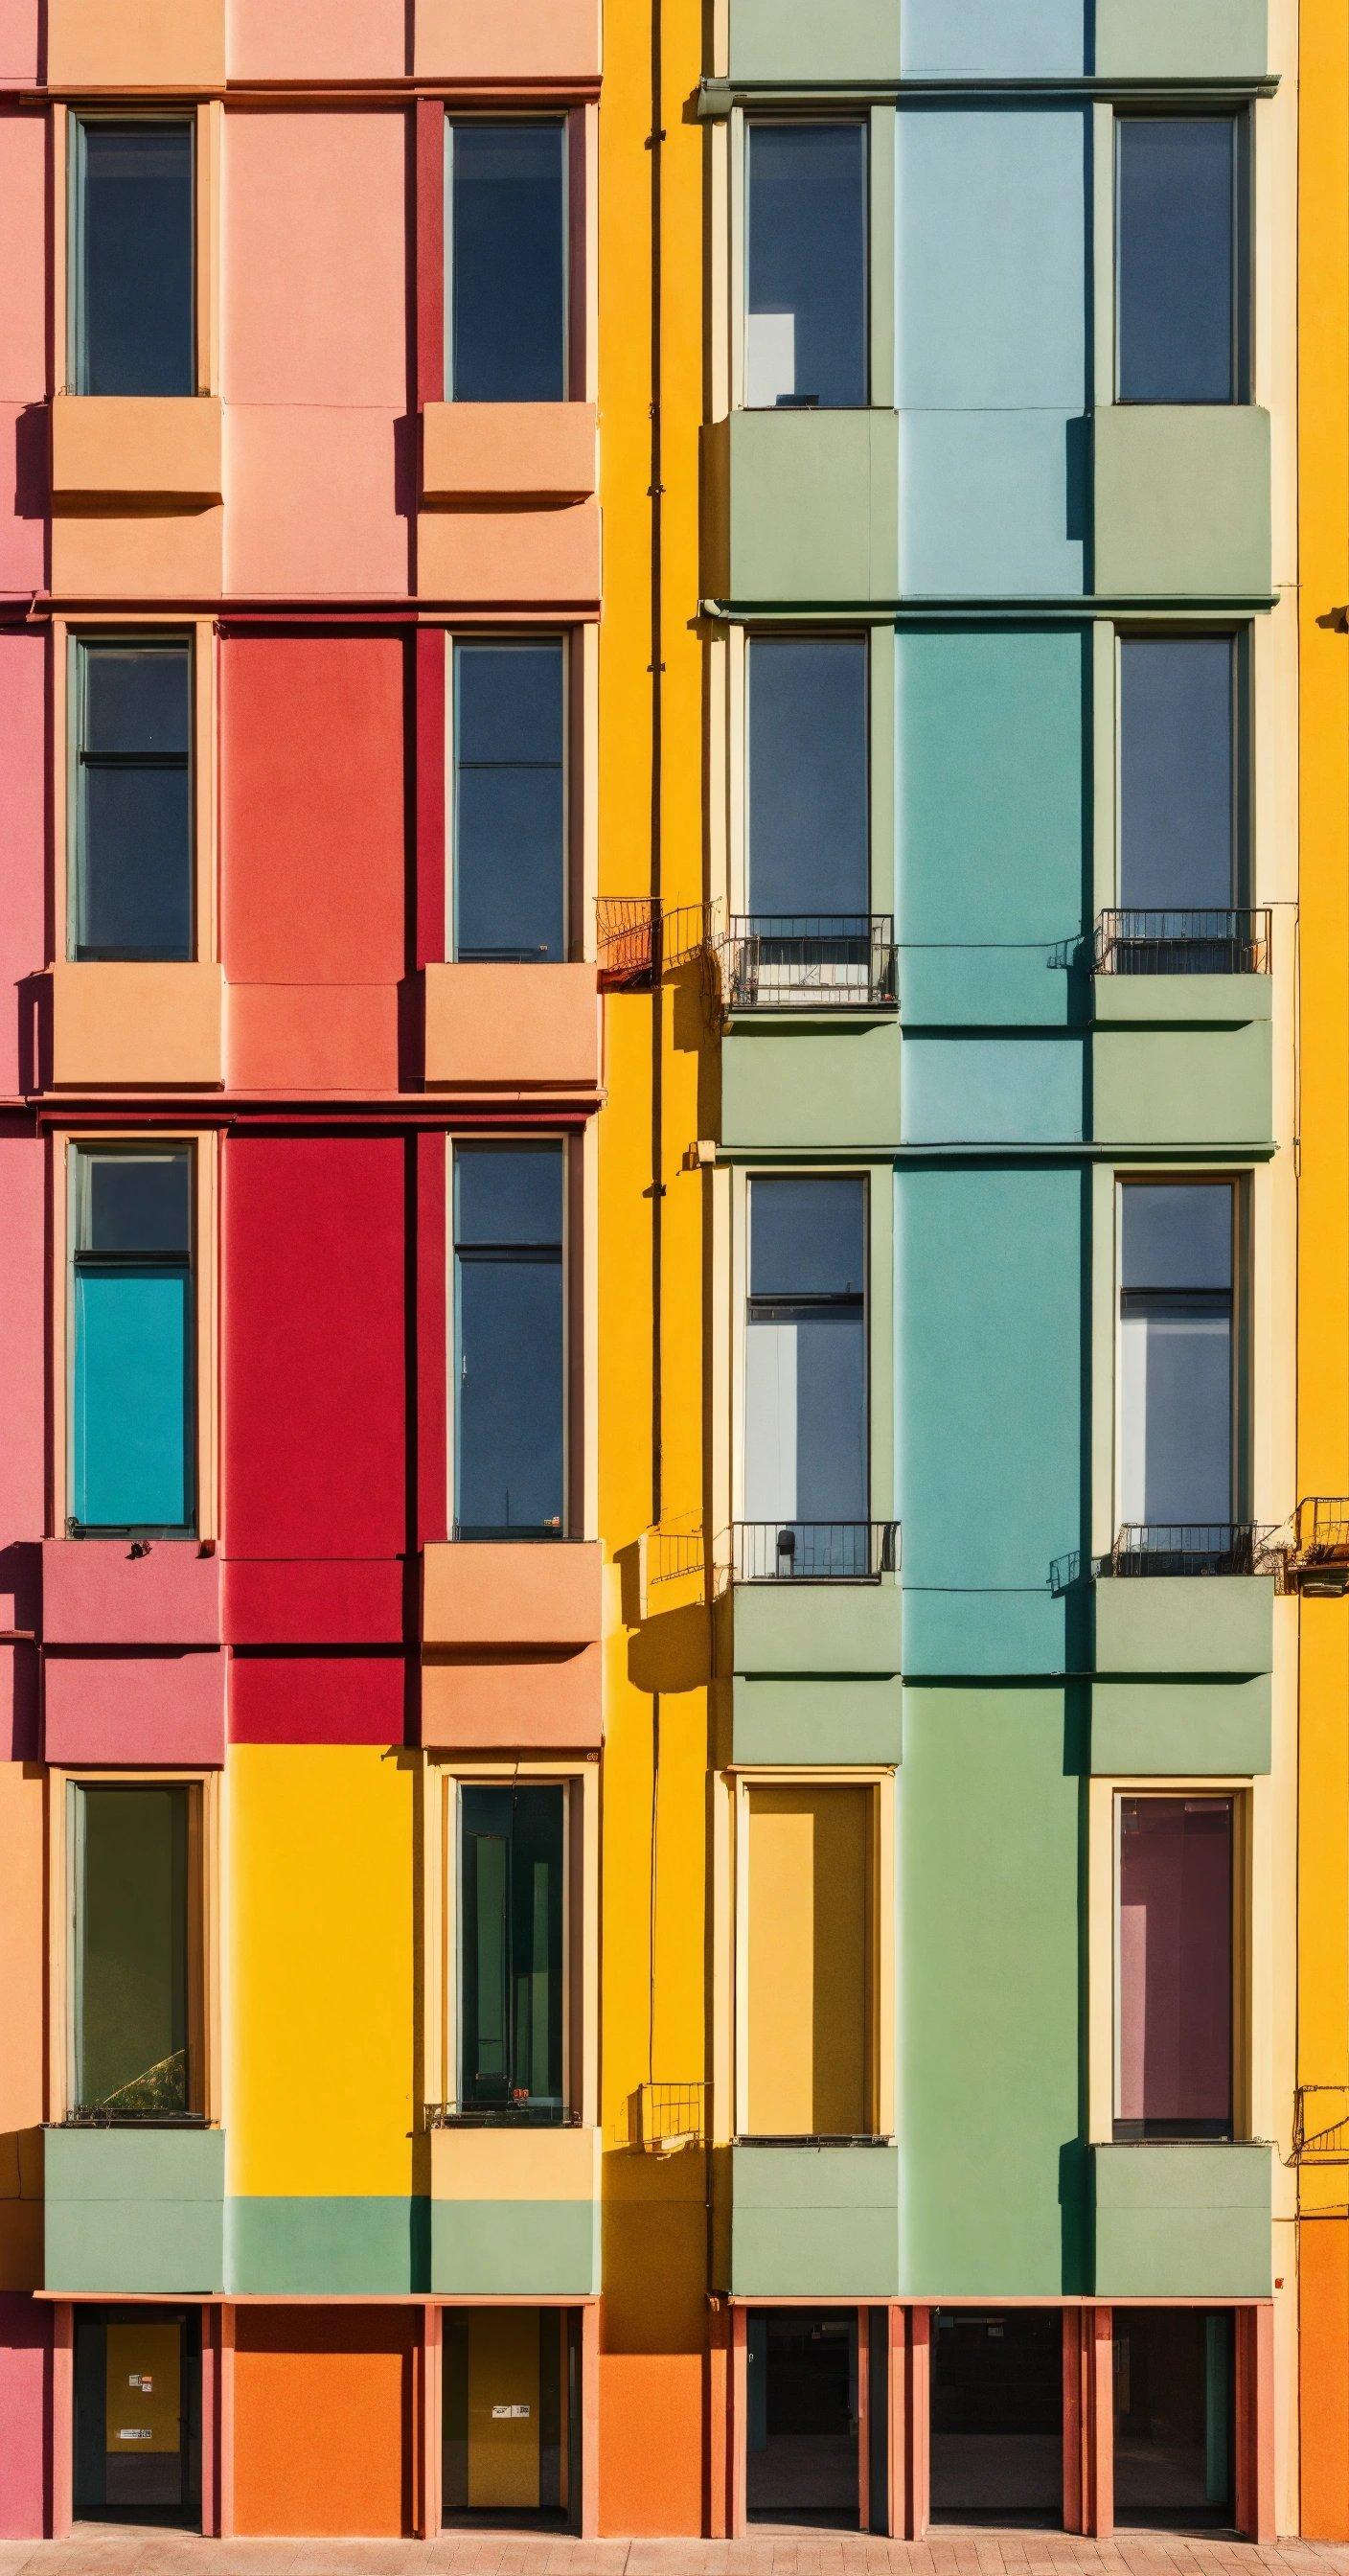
[746,1785,871,2138]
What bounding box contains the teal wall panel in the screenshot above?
[897,1165,1086,1675]
[899,1687,1089,2292]
[897,626,1089,1027]
[902,1038,1086,1146]
[902,0,1086,76]
[896,108,1087,596]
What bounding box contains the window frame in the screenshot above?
[742,112,873,415]
[1112,625,1251,912]
[445,113,573,405]
[448,1135,572,1543]
[68,630,196,966]
[68,112,198,402]
[1112,1173,1250,1540]
[456,1778,571,2122]
[447,631,571,964]
[1110,1784,1251,2144]
[1112,107,1252,409]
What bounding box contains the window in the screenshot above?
[453,639,565,962]
[453,1143,565,1538]
[1118,1182,1237,1546]
[68,1782,197,2120]
[72,639,193,963]
[1119,634,1238,912]
[743,1782,877,2138]
[1116,116,1240,404]
[70,1147,194,1535]
[448,121,568,402]
[1115,1793,1235,2140]
[459,1783,566,2119]
[745,122,868,410]
[743,1175,868,1575]
[72,121,194,399]
[748,635,869,915]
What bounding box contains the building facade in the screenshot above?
[0,0,1319,2545]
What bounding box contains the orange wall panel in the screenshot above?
[1301,2225,1349,2539]
[232,2309,418,2538]
[598,2353,705,2538]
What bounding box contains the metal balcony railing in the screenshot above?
[1293,2087,1349,2165]
[721,914,898,1011]
[1294,1498,1349,1563]
[596,897,718,990]
[635,2082,707,2153]
[731,1520,899,1581]
[1109,1522,1274,1576]
[1094,908,1272,977]
[424,2101,581,2130]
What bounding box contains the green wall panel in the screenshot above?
[227,2196,424,2295]
[1092,407,1272,599]
[726,2145,901,2297]
[1093,0,1267,78]
[730,0,903,80]
[725,1580,903,1680]
[1090,1677,1271,1777]
[899,1688,1090,2293]
[1092,975,1271,1029]
[720,1023,902,1151]
[732,1677,903,1767]
[707,412,902,603]
[430,2199,599,2297]
[45,2125,224,2295]
[1092,1023,1272,1149]
[1094,1577,1274,1677]
[1092,2144,1273,2296]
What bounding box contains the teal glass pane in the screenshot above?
[73,1263,193,1531]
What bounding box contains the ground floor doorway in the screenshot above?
[930,2309,1063,2524]
[73,2305,200,2527]
[442,2307,575,2530]
[746,2309,860,2528]
[1114,2309,1234,2528]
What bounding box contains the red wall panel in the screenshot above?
[231,1653,407,1746]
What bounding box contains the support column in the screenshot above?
[201,2309,217,2538]
[1063,2310,1084,2533]
[1088,2305,1114,2539]
[904,2305,930,2541]
[728,2304,748,2539]
[856,2305,871,2532]
[886,2302,905,2539]
[706,2301,729,2539]
[217,2302,235,2542]
[1235,2304,1275,2542]
[50,2303,73,2541]
[579,2301,600,2539]
[419,2301,442,2539]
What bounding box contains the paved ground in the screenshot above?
[2,2536,1349,2576]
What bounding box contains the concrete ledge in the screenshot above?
[423,961,601,1093]
[48,0,225,85]
[49,961,223,1091]
[45,2125,224,2296]
[1093,1576,1273,1678]
[42,1538,220,1648]
[722,1579,903,1681]
[51,396,223,510]
[1091,974,1271,1027]
[705,410,901,604]
[421,402,597,506]
[725,2142,900,2298]
[1092,2141,1272,2297]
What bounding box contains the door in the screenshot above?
[746,2310,859,2527]
[443,2309,567,2526]
[1114,2309,1234,2525]
[930,2310,1063,2524]
[73,2308,200,2525]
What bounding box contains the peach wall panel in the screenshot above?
[227,0,404,81]
[224,408,409,600]
[223,114,407,408]
[0,4,40,81]
[42,1648,226,1766]
[0,1762,45,2281]
[0,641,47,1091]
[417,498,601,605]
[421,1645,603,1750]
[49,507,224,600]
[414,0,601,81]
[225,984,400,1094]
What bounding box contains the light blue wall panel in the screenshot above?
[73,1264,192,1530]
[896,1164,1086,1672]
[902,1037,1086,1145]
[896,108,1088,595]
[897,626,1089,1026]
[902,0,1086,76]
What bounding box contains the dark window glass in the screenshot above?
[76,123,194,398]
[1117,117,1238,404]
[71,1148,194,1534]
[1119,635,1236,911]
[748,636,869,916]
[454,641,565,961]
[72,1785,191,2118]
[1119,1182,1234,1530]
[74,641,193,962]
[450,122,567,402]
[745,1176,868,1552]
[460,1785,565,2115]
[454,1143,564,1536]
[1117,1795,1234,2140]
[746,123,868,410]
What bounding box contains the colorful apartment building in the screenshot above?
[0,0,1323,2546]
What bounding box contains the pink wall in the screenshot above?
[41,1538,221,1647]
[227,0,405,80]
[42,1649,226,1766]
[0,3,40,81]
[222,111,410,596]
[0,2294,49,2538]
[0,112,47,593]
[0,638,48,1094]
[0,1137,46,1755]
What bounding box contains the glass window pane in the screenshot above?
[450,122,567,402]
[745,1310,868,1524]
[1121,1183,1232,1293]
[749,1174,866,1300]
[1119,1304,1233,1525]
[1120,636,1235,911]
[454,644,565,962]
[73,1265,193,1530]
[76,1150,192,1255]
[74,1785,189,2115]
[1117,1796,1233,2137]
[78,766,193,961]
[456,640,562,767]
[748,637,869,915]
[82,646,190,757]
[79,124,194,398]
[460,1786,564,2112]
[746,123,868,410]
[1117,117,1236,405]
[454,1143,563,1249]
[456,1256,564,1533]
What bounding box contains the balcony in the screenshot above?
[1094,1532,1275,1682]
[703,409,901,605]
[42,1536,225,1766]
[1288,1499,1349,1597]
[731,1521,898,1582]
[47,960,224,1092]
[420,1537,603,1750]
[596,897,717,992]
[719,1529,903,1764]
[1091,2141,1272,2298]
[720,916,898,1016]
[45,2124,225,2297]
[1109,1523,1275,1578]
[1094,907,1271,985]
[719,2141,900,2299]
[427,2119,600,2297]
[421,959,602,1097]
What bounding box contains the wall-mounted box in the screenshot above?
[1093,0,1267,79]
[704,411,901,603]
[45,2124,225,2297]
[422,1540,603,1750]
[48,0,225,86]
[1091,2141,1272,2298]
[720,1022,902,1153]
[421,402,597,507]
[721,2142,900,2299]
[423,962,602,1095]
[1093,1575,1273,1679]
[414,0,601,81]
[729,0,903,80]
[428,2123,599,2296]
[48,961,223,1092]
[50,396,223,510]
[1092,406,1271,599]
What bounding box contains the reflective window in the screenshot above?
[74,122,194,398]
[453,1143,564,1537]
[73,640,193,962]
[745,123,868,410]
[748,636,869,915]
[1116,1794,1234,2140]
[1116,117,1238,404]
[1118,1182,1235,1533]
[744,1176,867,1570]
[453,640,565,961]
[1119,634,1236,911]
[449,122,568,402]
[70,1147,194,1534]
[459,1783,565,2118]
[70,1783,193,2119]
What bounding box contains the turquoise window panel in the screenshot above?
[902,1036,1086,1146]
[897,626,1088,1026]
[897,1165,1086,1675]
[73,1263,193,1530]
[901,0,1086,77]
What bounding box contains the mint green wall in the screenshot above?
[1092,1023,1273,1149]
[1094,1576,1274,1678]
[720,1023,902,1152]
[899,1687,1089,2293]
[1090,1678,1271,1777]
[1093,0,1267,78]
[1092,2145,1273,2297]
[897,627,1089,1028]
[712,413,901,604]
[730,0,903,80]
[45,2127,225,2295]
[1092,408,1272,599]
[726,2145,902,2297]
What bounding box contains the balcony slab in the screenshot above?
[45,2125,224,2296]
[1091,2141,1272,2298]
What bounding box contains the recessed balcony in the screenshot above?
[720,915,898,1017]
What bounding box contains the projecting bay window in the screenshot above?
[69,1146,195,1537]
[743,1174,875,1578]
[744,121,868,411]
[452,1142,565,1540]
[1115,1793,1238,2142]
[71,120,194,398]
[458,1783,566,2122]
[1115,115,1246,406]
[452,638,566,962]
[1096,633,1264,977]
[67,1782,201,2123]
[1116,1179,1246,1571]
[739,1780,887,2142]
[71,637,194,963]
[447,120,568,402]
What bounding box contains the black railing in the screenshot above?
[1295,1498,1349,1564]
[1094,908,1272,977]
[424,2102,581,2130]
[1109,1522,1272,1576]
[1293,2087,1349,2165]
[722,914,898,1011]
[731,1520,899,1581]
[597,897,718,989]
